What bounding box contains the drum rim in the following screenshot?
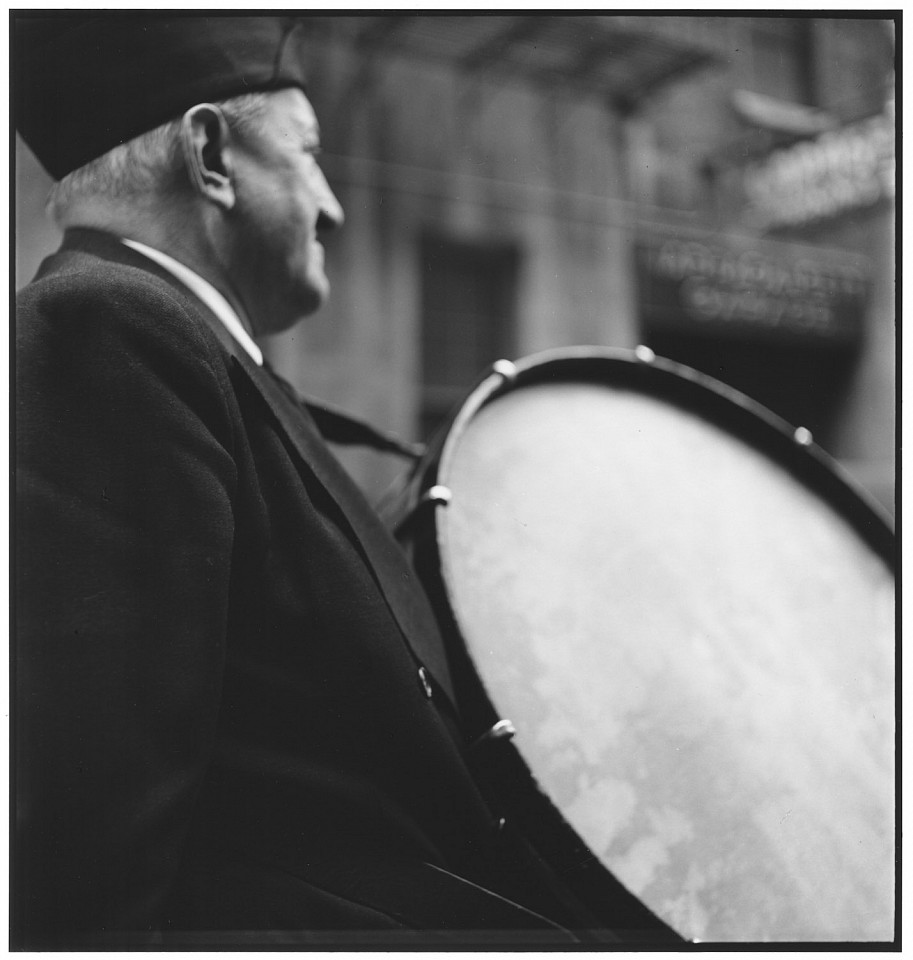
[434,345,894,564]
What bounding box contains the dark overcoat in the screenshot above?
[15,229,603,948]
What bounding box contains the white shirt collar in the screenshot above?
[121,238,263,366]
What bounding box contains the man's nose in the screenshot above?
[315,169,345,231]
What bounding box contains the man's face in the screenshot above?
[226,88,344,336]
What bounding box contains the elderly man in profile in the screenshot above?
[14,15,623,949]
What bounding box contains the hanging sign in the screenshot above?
[743,107,895,230]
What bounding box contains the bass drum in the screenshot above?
[398,347,895,943]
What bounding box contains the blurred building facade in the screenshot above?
[15,15,896,510]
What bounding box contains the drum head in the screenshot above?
[432,349,894,943]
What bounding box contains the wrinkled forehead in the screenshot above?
[254,87,321,143]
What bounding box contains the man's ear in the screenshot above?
[180,103,236,209]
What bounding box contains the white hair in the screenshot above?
[45,92,273,225]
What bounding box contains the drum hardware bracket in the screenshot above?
[793,426,814,447]
[491,359,519,384]
[423,484,453,507]
[393,484,453,539]
[469,718,517,753]
[634,345,656,364]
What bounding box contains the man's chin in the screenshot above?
[297,283,329,320]
[260,286,328,335]
[246,270,330,335]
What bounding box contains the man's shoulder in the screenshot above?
[21,243,194,316]
[16,242,243,450]
[18,243,226,367]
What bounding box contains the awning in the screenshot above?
[305,16,720,110]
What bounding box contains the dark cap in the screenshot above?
[15,15,310,180]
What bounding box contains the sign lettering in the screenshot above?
[635,235,870,343]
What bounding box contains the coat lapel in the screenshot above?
[229,350,458,709]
